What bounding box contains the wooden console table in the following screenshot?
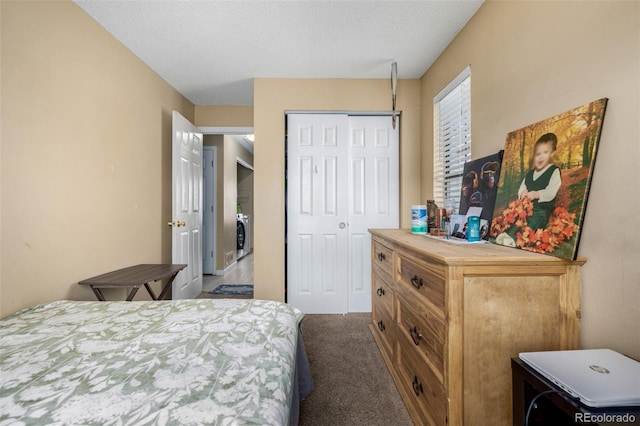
[79,264,187,301]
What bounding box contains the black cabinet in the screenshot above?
[512,357,639,425]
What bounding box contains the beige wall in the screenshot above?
[195,105,254,127]
[421,1,640,358]
[253,79,421,302]
[0,1,194,316]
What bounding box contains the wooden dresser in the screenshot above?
[369,229,584,426]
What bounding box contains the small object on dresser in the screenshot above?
[429,227,448,237]
[436,208,447,231]
[426,200,438,232]
[411,205,427,234]
[467,216,481,242]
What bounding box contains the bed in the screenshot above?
[0,298,312,425]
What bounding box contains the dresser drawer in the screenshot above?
[397,254,445,314]
[372,240,394,284]
[372,272,394,317]
[398,338,447,426]
[372,287,395,357]
[397,297,445,380]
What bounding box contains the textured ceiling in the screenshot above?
[74,0,483,106]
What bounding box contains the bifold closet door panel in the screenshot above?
[287,114,350,314]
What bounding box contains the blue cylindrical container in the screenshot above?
[411,205,427,234]
[467,216,481,242]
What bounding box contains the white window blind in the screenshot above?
[433,66,471,213]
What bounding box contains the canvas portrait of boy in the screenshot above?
[489,98,608,260]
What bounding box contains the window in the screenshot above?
[433,66,471,213]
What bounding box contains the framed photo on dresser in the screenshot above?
[489,98,608,260]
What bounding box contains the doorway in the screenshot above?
[200,129,255,293]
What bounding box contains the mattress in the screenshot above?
[0,299,306,425]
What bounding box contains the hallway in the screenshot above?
[202,253,254,293]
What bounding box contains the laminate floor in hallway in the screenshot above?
[202,253,253,293]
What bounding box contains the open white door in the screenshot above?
[171,111,203,299]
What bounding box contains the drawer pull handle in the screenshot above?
[376,287,385,297]
[412,375,423,396]
[377,252,386,261]
[411,275,423,289]
[377,320,386,332]
[409,326,422,345]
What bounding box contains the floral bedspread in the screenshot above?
[0,299,303,425]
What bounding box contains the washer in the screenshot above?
[236,214,250,259]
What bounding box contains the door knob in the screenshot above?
[167,220,186,227]
[339,222,346,229]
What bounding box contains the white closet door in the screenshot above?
[287,114,350,314]
[347,115,399,312]
[287,114,399,314]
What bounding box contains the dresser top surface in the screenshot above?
[369,228,586,266]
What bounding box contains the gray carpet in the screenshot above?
[299,313,412,426]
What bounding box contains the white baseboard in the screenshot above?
[216,261,237,276]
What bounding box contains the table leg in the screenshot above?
[125,287,140,301]
[91,286,106,301]
[144,283,158,300]
[157,272,180,300]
